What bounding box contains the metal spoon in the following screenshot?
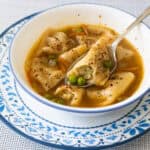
[65,6,150,87]
[109,6,150,74]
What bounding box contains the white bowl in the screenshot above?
[9,3,150,126]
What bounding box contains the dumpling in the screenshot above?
[66,35,113,86]
[85,25,105,35]
[30,57,64,91]
[117,46,134,61]
[76,35,98,48]
[37,32,76,56]
[55,85,85,106]
[87,72,135,106]
[58,44,88,71]
[85,25,116,37]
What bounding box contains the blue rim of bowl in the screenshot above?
[8,2,150,114]
[0,2,150,149]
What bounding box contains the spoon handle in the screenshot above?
[112,6,150,49]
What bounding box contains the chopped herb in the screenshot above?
[44,94,65,105]
[48,54,57,59]
[103,60,113,69]
[77,76,86,86]
[68,74,77,85]
[75,27,84,33]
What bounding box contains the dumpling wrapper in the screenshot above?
[87,72,135,106]
[117,46,134,61]
[55,85,85,106]
[37,32,75,56]
[76,35,99,48]
[30,57,64,91]
[66,35,113,86]
[58,44,88,71]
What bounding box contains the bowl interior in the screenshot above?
[10,4,150,112]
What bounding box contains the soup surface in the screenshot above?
[25,24,143,108]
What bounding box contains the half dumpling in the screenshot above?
[66,35,113,86]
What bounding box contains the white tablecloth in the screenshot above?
[0,0,150,149]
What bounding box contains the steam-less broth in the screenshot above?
[25,24,143,108]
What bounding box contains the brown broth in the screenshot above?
[25,24,144,108]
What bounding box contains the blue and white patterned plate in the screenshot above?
[0,9,150,150]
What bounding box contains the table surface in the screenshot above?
[0,0,150,149]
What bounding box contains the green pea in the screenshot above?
[44,93,53,100]
[55,98,65,105]
[103,60,113,69]
[77,76,86,86]
[68,74,77,85]
[48,54,57,59]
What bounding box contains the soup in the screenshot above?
[25,24,143,108]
